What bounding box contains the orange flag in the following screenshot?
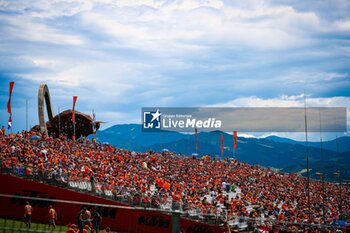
[233,131,237,150]
[72,96,78,122]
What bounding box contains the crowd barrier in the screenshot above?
[0,173,227,233]
[1,165,349,232]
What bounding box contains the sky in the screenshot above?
[0,0,349,141]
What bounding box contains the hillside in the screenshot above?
[94,124,350,181]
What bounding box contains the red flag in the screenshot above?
[220,133,224,153]
[195,128,198,151]
[7,82,15,114]
[72,96,78,123]
[233,131,237,150]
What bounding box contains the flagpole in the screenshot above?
[232,132,234,159]
[318,108,326,226]
[220,134,222,158]
[58,106,60,138]
[195,128,198,155]
[304,91,311,223]
[73,113,76,141]
[220,133,224,159]
[233,131,237,159]
[26,99,28,131]
[333,119,342,219]
[10,116,12,134]
[196,134,198,155]
[232,132,235,159]
[92,109,96,137]
[7,82,15,134]
[72,96,77,141]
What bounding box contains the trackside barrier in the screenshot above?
[1,171,349,232]
[0,173,226,233]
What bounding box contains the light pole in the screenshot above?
[304,93,311,223]
[315,172,325,227]
[333,172,342,220]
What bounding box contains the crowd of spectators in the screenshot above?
[1,130,349,232]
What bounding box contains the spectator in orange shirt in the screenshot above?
[83,225,90,233]
[24,201,33,229]
[48,205,57,230]
[66,224,78,233]
[0,125,5,135]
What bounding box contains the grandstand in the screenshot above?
[0,131,349,232]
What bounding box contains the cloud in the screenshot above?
[269,0,350,22]
[0,0,349,135]
[0,0,93,18]
[209,95,350,138]
[209,95,350,108]
[210,95,350,141]
[335,19,350,31]
[0,15,85,45]
[76,1,317,52]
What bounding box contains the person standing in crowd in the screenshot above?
[77,208,85,232]
[1,132,349,232]
[48,205,57,230]
[92,207,102,233]
[0,125,5,135]
[230,183,235,192]
[90,173,95,193]
[24,201,33,229]
[78,207,91,232]
[83,207,92,228]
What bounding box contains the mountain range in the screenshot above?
[93,124,350,181]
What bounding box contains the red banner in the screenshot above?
[233,131,237,150]
[72,96,78,123]
[7,81,15,114]
[220,133,224,153]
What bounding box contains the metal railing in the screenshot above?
[1,165,349,232]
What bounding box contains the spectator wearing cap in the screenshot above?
[83,225,90,233]
[66,224,77,233]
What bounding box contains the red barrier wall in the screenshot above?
[0,174,226,233]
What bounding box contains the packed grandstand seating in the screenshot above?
[1,130,349,232]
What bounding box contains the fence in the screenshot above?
[1,165,349,233]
